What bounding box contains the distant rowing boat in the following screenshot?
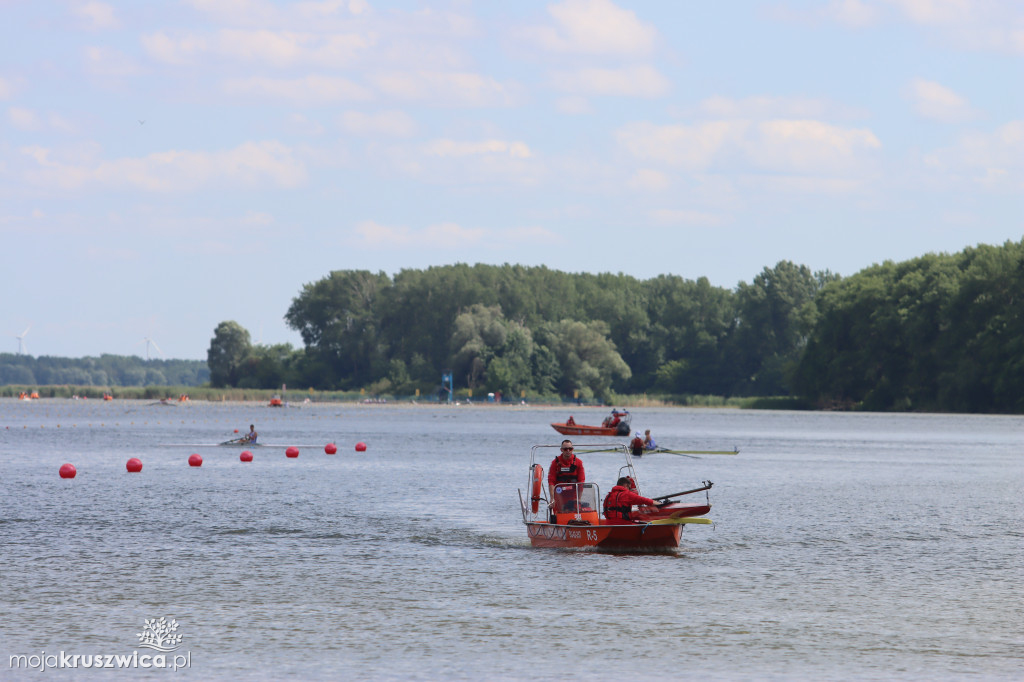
[159,443,325,448]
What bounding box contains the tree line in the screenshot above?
[211,239,1024,413]
[0,353,209,388]
[208,261,834,403]
[10,239,1023,413]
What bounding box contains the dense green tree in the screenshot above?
[207,321,252,387]
[535,319,631,402]
[730,261,836,395]
[285,270,391,388]
[795,240,1024,412]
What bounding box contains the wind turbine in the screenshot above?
[13,325,30,354]
[141,336,164,360]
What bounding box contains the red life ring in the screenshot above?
[530,464,544,513]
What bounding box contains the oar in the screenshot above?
[219,438,245,445]
[654,447,739,456]
[646,517,713,525]
[652,481,713,503]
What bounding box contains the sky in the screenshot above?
[2,0,1022,360]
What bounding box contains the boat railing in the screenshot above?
[520,481,601,525]
[521,443,636,525]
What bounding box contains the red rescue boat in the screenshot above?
[518,443,713,551]
[551,408,632,436]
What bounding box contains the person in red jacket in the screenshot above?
[603,476,657,523]
[629,431,644,457]
[548,440,585,512]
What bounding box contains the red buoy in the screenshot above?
[126,457,143,473]
[285,446,299,458]
[234,429,239,433]
[188,453,203,467]
[59,463,77,479]
[240,450,253,462]
[355,442,367,452]
[324,443,337,455]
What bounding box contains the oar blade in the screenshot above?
[656,448,739,456]
[647,516,713,526]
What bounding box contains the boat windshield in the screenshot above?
[551,482,599,514]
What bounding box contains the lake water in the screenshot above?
[1,400,1021,680]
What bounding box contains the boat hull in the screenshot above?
[632,502,711,522]
[525,521,682,549]
[550,423,620,436]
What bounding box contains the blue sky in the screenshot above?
[2,0,1021,360]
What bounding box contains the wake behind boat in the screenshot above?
[518,443,713,550]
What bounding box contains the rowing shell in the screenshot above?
[159,443,326,448]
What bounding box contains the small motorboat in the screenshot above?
[518,443,713,550]
[269,395,284,407]
[551,408,631,436]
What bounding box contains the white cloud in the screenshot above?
[550,65,669,98]
[286,113,325,136]
[825,0,879,28]
[885,0,1024,54]
[143,29,375,67]
[697,95,866,120]
[84,46,143,77]
[422,139,532,159]
[519,0,657,56]
[628,169,670,192]
[340,110,416,137]
[924,120,1024,188]
[21,141,307,192]
[555,96,592,115]
[617,121,744,169]
[618,119,882,178]
[9,107,40,131]
[0,77,12,99]
[907,78,977,122]
[8,108,73,134]
[747,120,882,172]
[354,220,486,247]
[75,1,119,30]
[187,0,369,24]
[352,220,560,249]
[886,0,974,25]
[650,209,728,226]
[371,71,520,107]
[224,75,373,104]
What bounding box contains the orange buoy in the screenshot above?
[285,446,299,458]
[234,429,239,433]
[355,442,367,452]
[324,443,337,455]
[240,450,253,462]
[530,463,543,513]
[188,453,203,467]
[59,463,77,479]
[126,457,143,473]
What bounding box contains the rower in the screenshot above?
[242,424,258,444]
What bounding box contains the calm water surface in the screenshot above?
[1,400,1021,680]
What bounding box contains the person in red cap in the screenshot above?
[548,439,585,513]
[602,476,657,523]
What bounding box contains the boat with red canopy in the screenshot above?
[550,408,632,436]
[518,443,713,550]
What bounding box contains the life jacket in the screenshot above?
[603,486,634,521]
[554,456,581,483]
[630,436,644,454]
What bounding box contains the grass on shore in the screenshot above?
[1,384,810,410]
